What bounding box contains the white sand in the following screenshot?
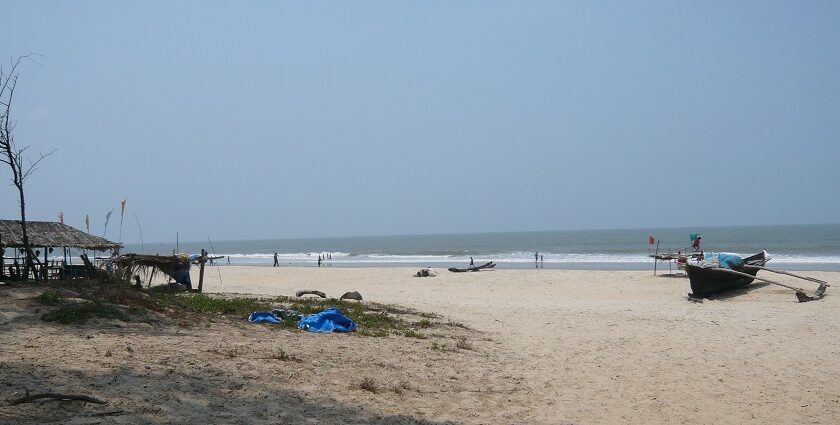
[2,266,839,424]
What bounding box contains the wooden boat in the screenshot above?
[685,251,770,297]
[448,261,495,273]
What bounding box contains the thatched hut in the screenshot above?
[0,219,122,279]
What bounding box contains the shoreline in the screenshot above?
[204,262,840,272]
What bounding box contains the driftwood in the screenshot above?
[9,393,107,406]
[296,290,326,298]
[339,291,363,301]
[90,410,125,417]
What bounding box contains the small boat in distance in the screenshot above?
[448,261,496,273]
[685,251,770,297]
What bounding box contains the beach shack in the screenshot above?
[0,219,122,280]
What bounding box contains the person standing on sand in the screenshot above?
[469,257,475,268]
[535,252,539,268]
[540,254,544,268]
[318,255,322,267]
[273,252,279,267]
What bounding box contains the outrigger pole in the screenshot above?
[710,267,829,302]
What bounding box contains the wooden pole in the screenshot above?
[653,240,660,276]
[0,233,4,278]
[742,265,828,285]
[197,248,207,293]
[668,248,672,274]
[710,267,806,293]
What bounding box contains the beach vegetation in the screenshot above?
[158,293,270,315]
[36,290,65,305]
[359,377,378,393]
[269,349,301,362]
[456,337,472,350]
[41,301,128,324]
[403,329,427,339]
[29,278,474,342]
[446,320,469,329]
[357,329,389,337]
[392,381,412,394]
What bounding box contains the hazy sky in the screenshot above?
[2,1,839,243]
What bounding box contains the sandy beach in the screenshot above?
[2,266,839,424]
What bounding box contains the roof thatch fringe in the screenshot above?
[0,219,122,251]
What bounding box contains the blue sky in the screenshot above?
[2,1,839,243]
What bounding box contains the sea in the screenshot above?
[121,224,840,271]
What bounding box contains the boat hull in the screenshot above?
[448,261,495,273]
[685,251,769,297]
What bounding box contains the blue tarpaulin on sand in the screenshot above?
[248,311,282,324]
[299,307,357,333]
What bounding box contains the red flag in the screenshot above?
[648,235,655,245]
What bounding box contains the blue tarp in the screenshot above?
[298,307,357,333]
[718,253,744,269]
[248,311,282,324]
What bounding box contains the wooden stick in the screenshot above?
[9,393,107,406]
[711,267,805,292]
[197,249,207,293]
[741,265,829,285]
[653,240,660,276]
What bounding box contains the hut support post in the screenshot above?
[653,241,660,276]
[0,233,4,278]
[197,249,207,293]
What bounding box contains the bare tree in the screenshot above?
[1,56,54,279]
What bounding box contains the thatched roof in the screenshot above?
[0,219,122,251]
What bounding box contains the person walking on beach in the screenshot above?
[273,252,279,267]
[535,252,539,268]
[317,255,322,267]
[469,257,475,268]
[540,254,544,268]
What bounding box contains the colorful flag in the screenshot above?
[58,211,64,224]
[120,198,127,226]
[85,214,90,233]
[648,235,655,245]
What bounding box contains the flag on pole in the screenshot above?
[120,198,127,226]
[58,211,64,224]
[85,214,90,233]
[103,209,113,237]
[648,235,655,245]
